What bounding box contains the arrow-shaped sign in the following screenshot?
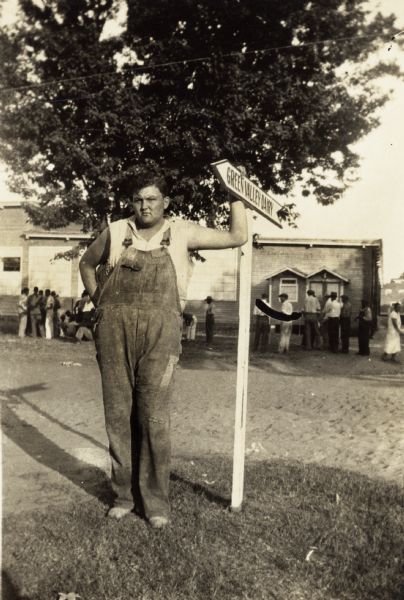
[211,159,283,228]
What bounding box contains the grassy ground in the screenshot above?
[3,457,403,600]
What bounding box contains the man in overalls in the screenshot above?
[79,173,247,528]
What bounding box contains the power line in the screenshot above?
[0,33,387,94]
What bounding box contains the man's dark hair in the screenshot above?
[132,173,168,197]
[45,289,51,295]
[33,286,38,293]
[307,289,315,296]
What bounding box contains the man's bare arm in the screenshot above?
[187,198,248,251]
[79,228,109,301]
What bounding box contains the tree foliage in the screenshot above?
[0,0,401,229]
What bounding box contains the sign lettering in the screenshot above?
[211,159,283,228]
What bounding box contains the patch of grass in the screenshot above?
[3,457,404,600]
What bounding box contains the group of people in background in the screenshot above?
[18,285,403,361]
[17,287,95,343]
[17,286,62,339]
[253,289,403,361]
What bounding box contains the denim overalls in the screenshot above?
[95,224,182,519]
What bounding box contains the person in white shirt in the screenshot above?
[382,302,403,362]
[302,289,321,350]
[17,287,29,338]
[253,293,271,352]
[80,171,247,528]
[278,293,293,353]
[324,291,341,353]
[44,288,55,339]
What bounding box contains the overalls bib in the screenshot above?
[95,224,182,519]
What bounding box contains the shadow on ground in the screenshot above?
[1,384,113,506]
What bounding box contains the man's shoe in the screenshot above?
[107,507,132,520]
[149,516,169,529]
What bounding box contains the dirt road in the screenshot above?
[1,328,403,515]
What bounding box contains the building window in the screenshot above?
[2,257,21,272]
[280,278,298,302]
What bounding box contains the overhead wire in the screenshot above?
[0,32,389,96]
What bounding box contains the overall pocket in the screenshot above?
[120,247,145,271]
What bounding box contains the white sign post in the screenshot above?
[211,159,283,511]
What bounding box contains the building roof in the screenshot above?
[0,201,92,240]
[254,236,382,248]
[306,266,349,283]
[266,266,308,279]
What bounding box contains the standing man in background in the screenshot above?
[302,289,321,350]
[79,171,247,529]
[253,293,271,352]
[278,293,293,353]
[28,286,44,338]
[356,299,372,356]
[17,287,29,338]
[324,291,341,353]
[340,295,352,353]
[205,296,215,347]
[44,289,55,339]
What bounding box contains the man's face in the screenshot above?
[132,184,169,228]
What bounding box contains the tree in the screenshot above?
[0,0,401,230]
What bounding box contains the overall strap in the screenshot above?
[160,227,171,247]
[122,223,133,248]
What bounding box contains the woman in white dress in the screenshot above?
[382,302,403,363]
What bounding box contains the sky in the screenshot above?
[0,0,403,283]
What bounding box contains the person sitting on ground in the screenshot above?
[76,308,96,342]
[60,310,80,339]
[382,302,403,363]
[182,312,197,341]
